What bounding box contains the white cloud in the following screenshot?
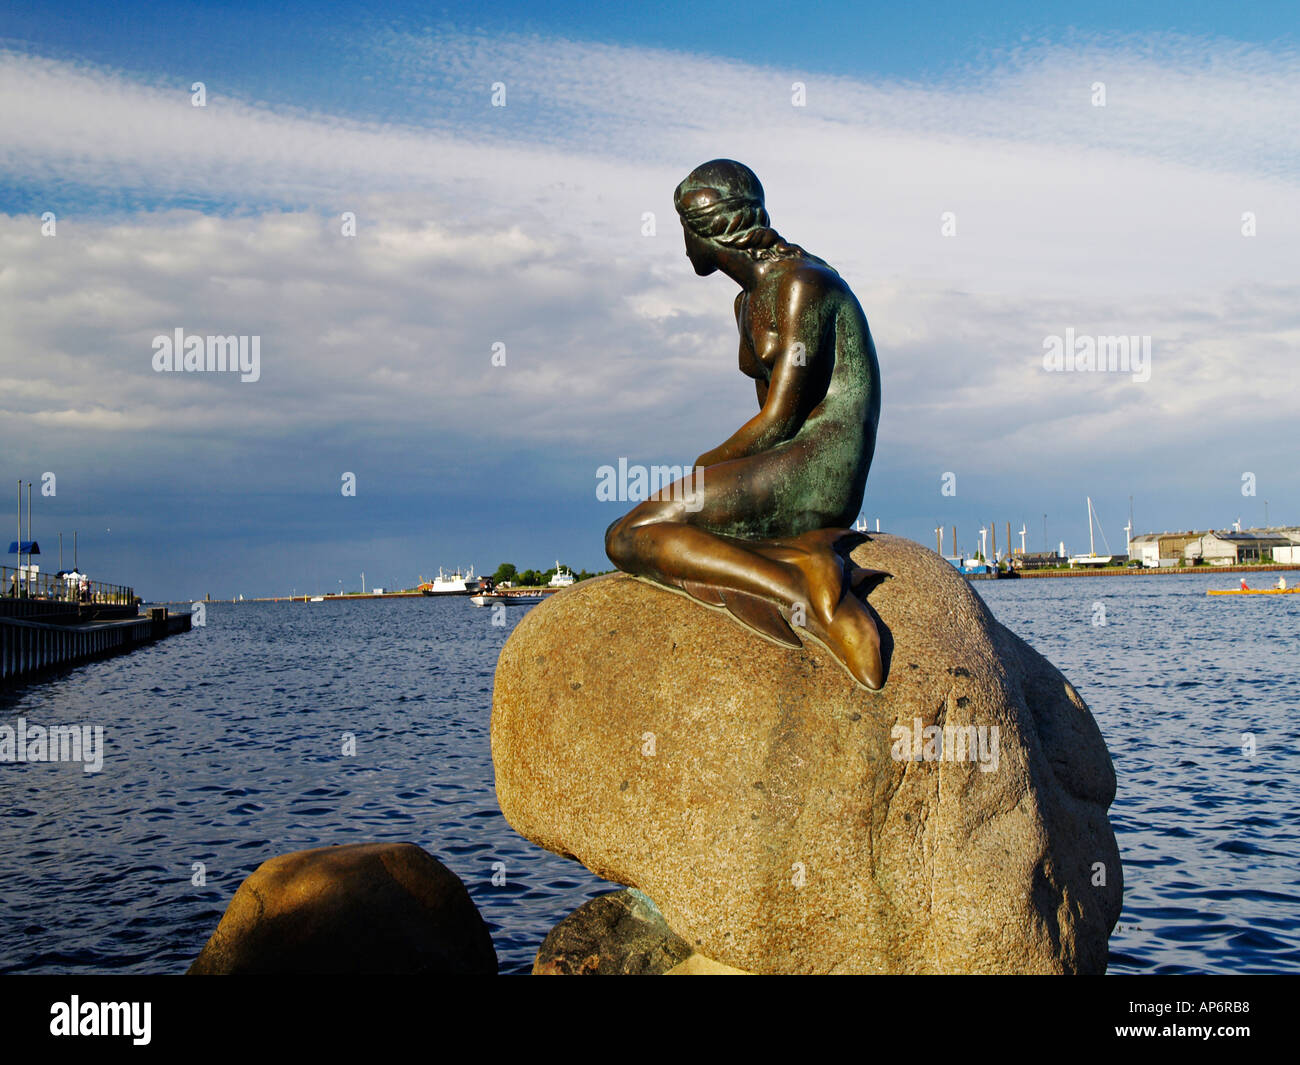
[1,30,1298,563]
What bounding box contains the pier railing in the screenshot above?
[1,565,136,606]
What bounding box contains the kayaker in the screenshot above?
[1240,577,1249,590]
[1277,576,1287,590]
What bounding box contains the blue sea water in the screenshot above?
[978,572,1300,975]
[0,572,1296,974]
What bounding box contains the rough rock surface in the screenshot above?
[533,889,695,975]
[188,842,497,975]
[493,533,1122,974]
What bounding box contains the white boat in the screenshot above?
[549,562,575,588]
[470,589,546,607]
[309,596,324,602]
[1069,497,1115,566]
[420,567,482,596]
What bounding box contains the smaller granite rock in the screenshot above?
[534,889,697,975]
[188,842,497,975]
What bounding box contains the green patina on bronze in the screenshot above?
[605,160,886,690]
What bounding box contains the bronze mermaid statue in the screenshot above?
[605,159,886,690]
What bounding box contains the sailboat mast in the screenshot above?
[1088,496,1095,556]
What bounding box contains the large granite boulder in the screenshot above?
[493,534,1122,974]
[188,842,497,975]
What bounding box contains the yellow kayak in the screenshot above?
[1208,587,1300,595]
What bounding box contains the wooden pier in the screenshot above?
[1,568,193,684]
[1,607,192,685]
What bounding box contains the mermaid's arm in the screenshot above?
[696,364,800,465]
[697,275,827,466]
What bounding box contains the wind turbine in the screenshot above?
[1018,524,1027,554]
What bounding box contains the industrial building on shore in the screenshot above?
[1126,527,1300,567]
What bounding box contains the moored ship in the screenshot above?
[418,567,482,596]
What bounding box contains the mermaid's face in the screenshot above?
[681,221,717,276]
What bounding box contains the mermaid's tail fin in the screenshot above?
[847,565,889,595]
[679,577,802,647]
[681,579,725,607]
[718,589,803,648]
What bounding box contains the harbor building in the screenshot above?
[1130,531,1205,567]
[1183,531,1297,565]
[1130,527,1300,567]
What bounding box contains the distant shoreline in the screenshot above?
[142,562,1300,604]
[1013,563,1300,579]
[144,588,565,606]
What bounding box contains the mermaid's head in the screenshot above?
[674,160,785,271]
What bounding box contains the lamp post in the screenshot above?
[25,483,31,600]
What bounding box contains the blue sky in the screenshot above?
[6,1,1298,89]
[2,2,1298,598]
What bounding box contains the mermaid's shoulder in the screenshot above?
[768,254,848,308]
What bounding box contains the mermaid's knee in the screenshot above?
[605,499,685,568]
[604,515,630,566]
